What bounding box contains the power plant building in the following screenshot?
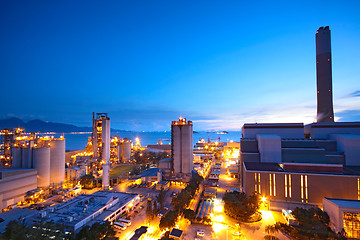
[316,26,334,122]
[171,118,193,179]
[240,122,360,210]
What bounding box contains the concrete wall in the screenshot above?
[330,134,360,166]
[0,169,37,210]
[256,134,281,163]
[242,124,304,139]
[282,148,325,163]
[310,124,360,139]
[240,139,258,153]
[281,139,337,152]
[323,198,342,233]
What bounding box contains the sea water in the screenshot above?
[48,131,241,151]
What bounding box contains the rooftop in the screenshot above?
[243,123,304,129]
[325,198,360,209]
[0,208,37,233]
[31,191,138,231]
[139,167,159,178]
[169,228,183,238]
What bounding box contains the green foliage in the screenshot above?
[159,211,178,230]
[182,209,196,221]
[222,191,261,222]
[171,173,203,213]
[292,207,330,228]
[156,189,166,210]
[171,190,191,212]
[146,199,154,221]
[75,221,115,240]
[275,208,345,240]
[4,220,71,240]
[133,151,170,165]
[80,174,95,189]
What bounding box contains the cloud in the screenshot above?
[350,90,360,97]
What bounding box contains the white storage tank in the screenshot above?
[33,146,51,188]
[49,139,65,186]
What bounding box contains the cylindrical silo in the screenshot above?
[22,146,32,168]
[33,146,51,188]
[12,147,22,168]
[117,144,122,161]
[122,141,131,162]
[49,139,65,186]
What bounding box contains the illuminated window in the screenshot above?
[344,212,360,238]
[273,174,276,197]
[285,175,288,198]
[289,175,292,198]
[301,175,304,202]
[269,174,272,196]
[357,178,360,200]
[254,173,261,194]
[305,175,308,202]
[268,173,275,197]
[301,175,308,203]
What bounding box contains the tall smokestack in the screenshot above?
[316,26,334,122]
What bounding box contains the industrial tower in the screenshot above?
[92,113,110,190]
[316,26,334,122]
[171,118,193,176]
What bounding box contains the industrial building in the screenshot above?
[29,191,139,233]
[171,118,193,181]
[240,122,360,210]
[91,113,111,190]
[0,168,37,211]
[323,197,360,238]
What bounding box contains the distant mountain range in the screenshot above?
[0,117,93,133]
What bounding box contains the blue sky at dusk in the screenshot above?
[1,1,359,131]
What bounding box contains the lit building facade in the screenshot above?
[323,198,360,238]
[240,122,360,210]
[171,118,193,178]
[91,113,111,190]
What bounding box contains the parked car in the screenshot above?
[197,230,205,237]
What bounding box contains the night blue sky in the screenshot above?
[1,1,360,131]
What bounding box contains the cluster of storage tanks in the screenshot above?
[12,136,65,188]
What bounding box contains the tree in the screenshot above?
[171,190,191,212]
[223,191,261,222]
[156,188,166,209]
[182,209,196,221]
[153,200,158,215]
[146,199,153,221]
[80,174,95,189]
[3,220,28,240]
[159,211,178,230]
[76,222,115,240]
